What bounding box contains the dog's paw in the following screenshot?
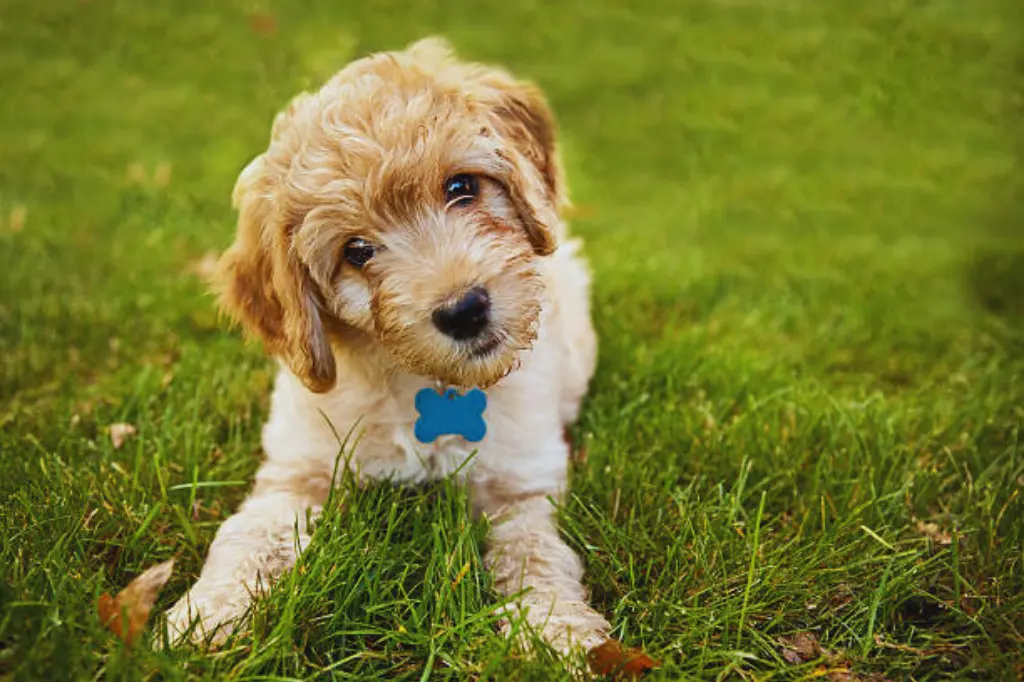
[160,590,249,648]
[498,598,611,655]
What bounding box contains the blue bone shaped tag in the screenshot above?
[414,387,487,443]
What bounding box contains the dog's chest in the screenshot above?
[350,382,483,484]
[361,423,477,484]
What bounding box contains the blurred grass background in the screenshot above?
[1,0,1022,679]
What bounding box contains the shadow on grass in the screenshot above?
[966,55,1024,326]
[968,244,1024,319]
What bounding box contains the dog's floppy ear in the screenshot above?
[438,54,562,256]
[403,38,562,255]
[492,81,562,200]
[485,78,564,257]
[212,113,337,393]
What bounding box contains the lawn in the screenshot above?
[1,0,1022,679]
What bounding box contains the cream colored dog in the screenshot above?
[165,37,611,654]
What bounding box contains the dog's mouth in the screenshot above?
[416,334,509,389]
[466,334,502,358]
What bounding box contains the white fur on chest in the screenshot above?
[353,376,482,483]
[262,369,486,485]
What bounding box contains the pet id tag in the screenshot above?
[414,387,487,443]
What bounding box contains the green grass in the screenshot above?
[1,0,1022,679]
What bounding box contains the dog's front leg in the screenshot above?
[163,463,331,646]
[479,492,610,653]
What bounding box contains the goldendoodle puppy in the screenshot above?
[165,37,610,654]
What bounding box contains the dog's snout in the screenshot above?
[432,287,491,340]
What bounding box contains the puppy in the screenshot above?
[165,37,611,654]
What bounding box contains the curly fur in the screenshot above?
[165,37,608,654]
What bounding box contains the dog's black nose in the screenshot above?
[432,287,491,340]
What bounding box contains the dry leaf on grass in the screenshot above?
[108,422,137,449]
[97,560,174,645]
[778,634,889,681]
[914,518,952,546]
[779,631,827,664]
[589,639,659,678]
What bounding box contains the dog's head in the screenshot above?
[213,38,566,392]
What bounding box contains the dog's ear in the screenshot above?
[433,53,563,256]
[491,81,562,200]
[401,39,563,254]
[212,110,337,393]
[485,77,564,256]
[491,79,566,256]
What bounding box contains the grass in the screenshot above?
[1,0,1022,679]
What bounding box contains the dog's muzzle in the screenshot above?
[432,287,491,340]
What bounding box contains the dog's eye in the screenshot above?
[444,174,479,206]
[343,238,375,268]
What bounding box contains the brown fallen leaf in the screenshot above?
[589,639,659,679]
[779,635,887,681]
[97,559,174,645]
[914,518,952,546]
[108,422,137,449]
[779,631,825,664]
